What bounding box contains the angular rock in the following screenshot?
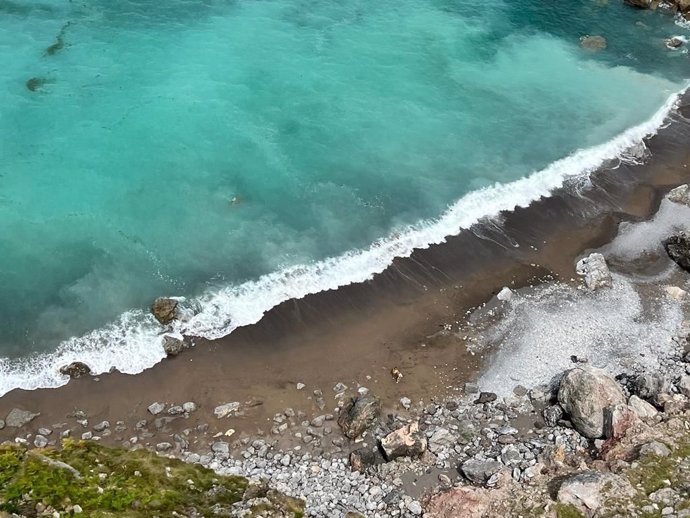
[33,435,48,448]
[668,184,690,206]
[576,253,612,290]
[5,408,40,428]
[628,395,658,420]
[428,427,458,454]
[667,37,685,49]
[543,404,564,427]
[603,404,638,439]
[633,373,669,406]
[59,361,91,379]
[214,402,241,418]
[557,366,626,439]
[93,421,110,432]
[349,447,384,473]
[664,231,690,273]
[557,471,634,517]
[162,335,186,357]
[182,402,197,413]
[151,297,179,325]
[380,422,427,461]
[497,287,513,302]
[147,402,165,415]
[639,441,671,458]
[460,459,504,486]
[678,375,690,398]
[337,394,381,439]
[474,392,497,405]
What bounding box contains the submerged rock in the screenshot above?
[557,366,626,438]
[59,361,91,379]
[557,471,634,517]
[580,35,607,50]
[664,231,690,272]
[576,253,612,290]
[151,297,179,325]
[380,422,427,461]
[337,394,381,439]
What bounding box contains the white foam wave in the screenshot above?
[0,86,686,397]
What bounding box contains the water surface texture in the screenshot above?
[0,0,688,393]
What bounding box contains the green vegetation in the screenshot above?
[0,440,303,517]
[555,503,586,518]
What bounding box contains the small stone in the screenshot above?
[167,406,185,416]
[296,383,306,390]
[59,361,91,379]
[211,442,230,456]
[72,505,83,514]
[162,335,186,357]
[334,382,348,393]
[182,402,197,413]
[147,402,165,415]
[497,287,513,301]
[406,500,423,516]
[38,427,52,436]
[474,392,497,404]
[33,435,48,448]
[639,441,671,458]
[0,419,4,430]
[93,421,110,432]
[464,382,480,394]
[400,397,412,410]
[156,442,173,452]
[543,405,564,427]
[576,253,611,290]
[81,432,93,440]
[214,402,240,418]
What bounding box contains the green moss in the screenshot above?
[0,440,248,516]
[555,503,586,518]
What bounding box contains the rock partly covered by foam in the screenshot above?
[664,231,690,272]
[575,253,612,290]
[162,335,187,357]
[557,366,626,438]
[557,471,634,517]
[151,297,179,325]
[338,394,381,439]
[379,421,427,461]
[59,361,91,379]
[668,185,690,206]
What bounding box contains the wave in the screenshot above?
[0,86,686,398]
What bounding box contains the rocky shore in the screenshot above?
[2,184,690,517]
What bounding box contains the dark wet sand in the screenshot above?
[2,96,690,452]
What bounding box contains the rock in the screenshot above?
[633,373,669,406]
[625,0,652,7]
[337,394,381,439]
[147,402,165,415]
[167,406,185,416]
[474,392,497,404]
[81,432,93,440]
[380,422,427,460]
[664,232,690,272]
[182,402,197,413]
[557,471,634,517]
[349,448,384,473]
[665,286,687,300]
[156,442,173,452]
[557,366,626,439]
[72,505,83,514]
[0,419,4,430]
[668,184,690,205]
[162,335,186,357]
[460,459,504,486]
[33,435,48,448]
[497,287,513,302]
[580,35,607,50]
[93,421,110,432]
[543,404,564,427]
[428,427,458,454]
[214,402,241,418]
[603,404,638,439]
[666,37,685,49]
[464,382,480,394]
[628,395,658,420]
[424,486,492,518]
[406,500,423,516]
[333,382,348,393]
[5,408,40,428]
[59,361,91,379]
[679,375,690,397]
[296,383,306,390]
[211,441,230,456]
[576,253,612,290]
[640,441,671,457]
[151,297,179,325]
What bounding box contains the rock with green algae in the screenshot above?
[0,439,304,517]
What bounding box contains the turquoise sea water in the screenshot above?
[0,0,688,393]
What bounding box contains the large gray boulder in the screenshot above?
[664,231,690,273]
[380,422,427,461]
[557,366,626,438]
[6,408,40,428]
[576,253,612,290]
[558,471,634,517]
[338,394,381,439]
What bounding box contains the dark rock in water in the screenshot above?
[666,37,684,49]
[380,422,427,461]
[26,77,48,92]
[543,404,564,427]
[624,0,652,7]
[349,447,384,473]
[162,335,186,357]
[664,232,690,273]
[59,361,91,379]
[474,392,497,404]
[337,394,381,439]
[44,21,71,56]
[579,35,607,50]
[151,297,178,325]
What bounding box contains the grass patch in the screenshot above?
[555,503,586,518]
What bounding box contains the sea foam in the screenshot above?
[0,87,686,397]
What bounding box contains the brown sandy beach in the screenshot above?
[2,95,690,456]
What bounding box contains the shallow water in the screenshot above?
[0,0,688,394]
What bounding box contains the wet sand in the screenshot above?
[1,96,690,452]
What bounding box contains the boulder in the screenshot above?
[628,395,658,420]
[474,392,497,404]
[679,375,690,397]
[639,441,671,457]
[557,366,626,439]
[349,447,384,473]
[664,232,690,272]
[632,373,669,406]
[603,404,638,439]
[162,335,186,357]
[557,471,634,517]
[58,361,91,379]
[337,394,381,439]
[580,35,607,50]
[576,253,612,290]
[5,408,40,428]
[460,458,504,486]
[380,422,427,460]
[151,297,179,325]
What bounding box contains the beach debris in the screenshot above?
[25,77,48,92]
[5,408,40,428]
[59,361,91,379]
[214,402,241,418]
[496,287,513,302]
[575,252,612,290]
[557,471,634,517]
[391,367,403,383]
[400,397,412,410]
[337,393,381,439]
[473,392,497,404]
[558,366,626,439]
[579,34,607,50]
[664,231,690,272]
[147,402,166,415]
[380,422,427,461]
[667,184,690,206]
[162,335,186,357]
[151,297,179,325]
[665,286,687,300]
